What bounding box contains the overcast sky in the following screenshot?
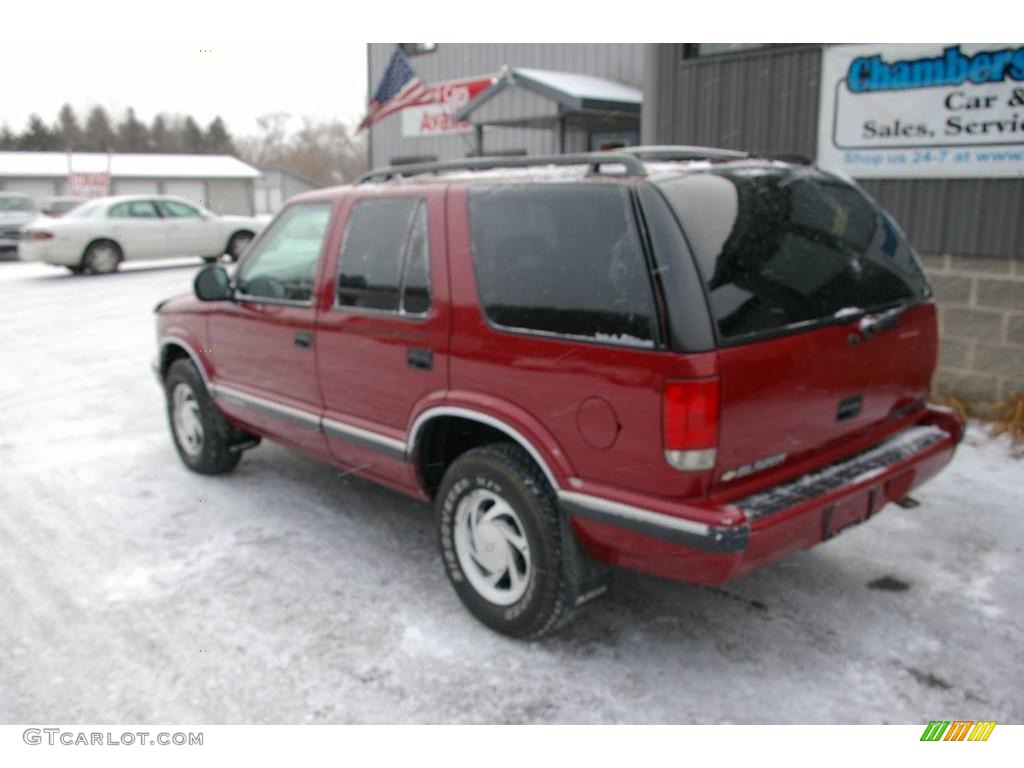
[1,45,368,140]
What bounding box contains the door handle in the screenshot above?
[294,330,313,349]
[407,347,433,370]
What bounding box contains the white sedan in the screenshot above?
[17,195,265,274]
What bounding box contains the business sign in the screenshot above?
[817,44,1024,178]
[400,76,493,137]
[66,171,110,197]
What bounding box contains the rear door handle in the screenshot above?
[407,347,433,370]
[294,330,313,349]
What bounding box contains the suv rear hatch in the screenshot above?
[654,163,936,491]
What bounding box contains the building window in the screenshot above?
[682,43,773,59]
[399,43,437,56]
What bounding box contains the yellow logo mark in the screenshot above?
[967,721,997,741]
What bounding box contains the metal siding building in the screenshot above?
[0,152,260,215]
[644,43,1024,405]
[254,166,320,215]
[367,44,646,167]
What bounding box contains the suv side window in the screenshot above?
[337,197,431,315]
[236,202,332,303]
[109,200,161,218]
[468,184,656,347]
[159,200,202,218]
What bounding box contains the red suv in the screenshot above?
[154,148,963,639]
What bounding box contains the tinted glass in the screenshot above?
[109,200,160,218]
[657,167,930,343]
[338,197,431,314]
[401,202,431,314]
[468,184,656,347]
[237,202,331,302]
[159,200,201,218]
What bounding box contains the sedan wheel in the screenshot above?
[83,241,122,274]
[226,232,253,261]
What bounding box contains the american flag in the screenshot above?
[358,48,430,131]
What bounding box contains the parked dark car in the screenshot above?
[41,196,87,218]
[153,148,964,638]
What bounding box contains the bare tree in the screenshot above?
[237,112,367,186]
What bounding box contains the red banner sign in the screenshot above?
[66,171,110,198]
[401,76,494,137]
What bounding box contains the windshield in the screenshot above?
[0,196,34,212]
[656,165,930,344]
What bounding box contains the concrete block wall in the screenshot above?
[922,254,1024,409]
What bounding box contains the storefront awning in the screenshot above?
[452,66,642,129]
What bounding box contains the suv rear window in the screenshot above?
[656,167,930,344]
[468,184,656,348]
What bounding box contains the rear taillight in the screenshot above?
[663,378,719,471]
[25,231,55,240]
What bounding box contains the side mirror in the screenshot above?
[194,264,234,301]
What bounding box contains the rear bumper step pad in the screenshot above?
[736,425,948,520]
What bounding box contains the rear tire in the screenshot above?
[164,359,241,475]
[436,443,576,639]
[82,240,122,274]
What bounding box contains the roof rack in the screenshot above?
[389,154,439,166]
[757,152,814,165]
[622,145,749,162]
[356,151,647,184]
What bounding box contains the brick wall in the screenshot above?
[922,254,1024,409]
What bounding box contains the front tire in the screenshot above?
[164,359,241,474]
[225,230,254,262]
[81,240,122,274]
[437,443,576,639]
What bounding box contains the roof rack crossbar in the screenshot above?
[356,152,647,184]
[621,145,749,162]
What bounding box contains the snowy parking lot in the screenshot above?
[1,259,1021,724]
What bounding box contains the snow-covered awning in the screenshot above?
[452,66,642,128]
[0,152,261,179]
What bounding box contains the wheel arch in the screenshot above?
[225,228,255,254]
[158,335,210,384]
[407,405,571,498]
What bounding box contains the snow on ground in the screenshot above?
[0,260,1021,724]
